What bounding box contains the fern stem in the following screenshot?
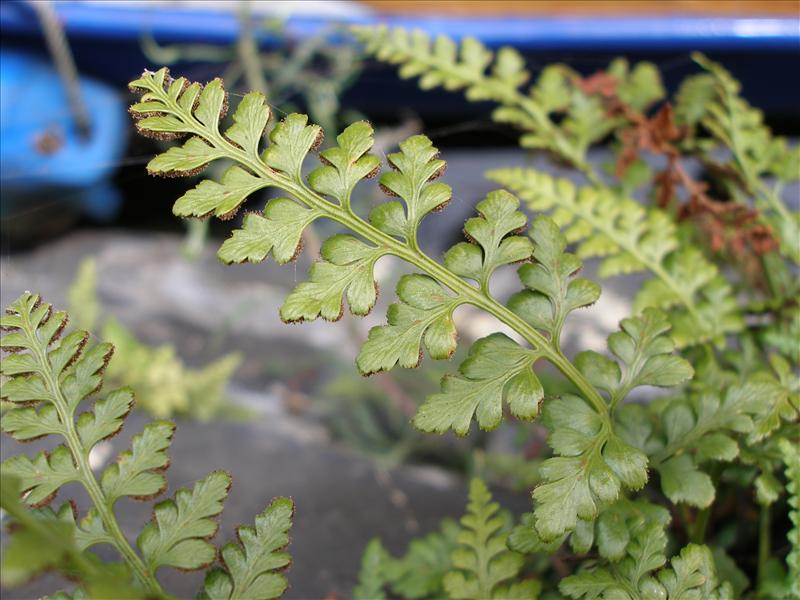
[758,503,771,587]
[155,89,611,419]
[23,316,165,596]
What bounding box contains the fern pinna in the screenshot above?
[0,293,293,599]
[119,33,800,597]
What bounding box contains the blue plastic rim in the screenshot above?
[2,1,799,51]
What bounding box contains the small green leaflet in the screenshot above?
[1,404,63,442]
[262,113,322,179]
[309,121,381,207]
[138,470,231,572]
[414,333,543,436]
[356,274,460,375]
[224,91,271,157]
[533,395,648,541]
[201,497,294,600]
[508,216,600,343]
[76,389,134,450]
[444,190,532,288]
[780,438,800,598]
[561,537,731,600]
[100,420,175,504]
[576,308,693,402]
[370,135,451,244]
[620,383,767,508]
[1,446,79,506]
[147,136,225,176]
[384,519,460,599]
[1,475,145,599]
[353,539,392,600]
[280,235,385,322]
[443,479,540,600]
[173,166,269,219]
[218,198,321,265]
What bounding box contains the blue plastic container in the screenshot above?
[1,50,127,219]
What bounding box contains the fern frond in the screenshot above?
[200,497,294,600]
[489,167,744,347]
[443,479,540,599]
[780,438,800,597]
[353,539,392,600]
[0,474,144,597]
[129,67,616,444]
[353,26,594,174]
[679,53,800,263]
[562,541,732,599]
[618,380,772,508]
[0,293,294,599]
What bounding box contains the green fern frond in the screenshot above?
[200,497,294,600]
[618,380,772,508]
[0,293,293,599]
[489,167,744,347]
[443,479,540,599]
[353,538,392,600]
[562,538,732,600]
[128,67,616,441]
[679,53,800,263]
[780,438,800,597]
[352,26,593,173]
[0,474,144,598]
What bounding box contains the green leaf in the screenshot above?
[76,389,134,450]
[444,190,532,286]
[100,420,175,504]
[262,113,322,179]
[356,274,460,375]
[508,215,600,343]
[147,136,226,176]
[414,333,543,435]
[0,475,143,598]
[747,356,800,444]
[659,455,715,508]
[609,58,665,112]
[138,470,231,572]
[353,539,391,600]
[533,395,648,540]
[630,383,769,508]
[780,438,800,597]
[577,308,693,401]
[1,404,64,442]
[1,446,79,506]
[173,165,269,219]
[201,497,294,600]
[489,168,743,347]
[562,531,729,600]
[371,135,451,243]
[280,234,384,322]
[309,121,381,207]
[385,519,459,599]
[442,479,532,599]
[224,91,270,156]
[218,198,320,264]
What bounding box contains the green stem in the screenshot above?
[24,316,164,596]
[690,506,711,544]
[758,504,771,587]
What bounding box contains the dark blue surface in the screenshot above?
[2,1,798,50]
